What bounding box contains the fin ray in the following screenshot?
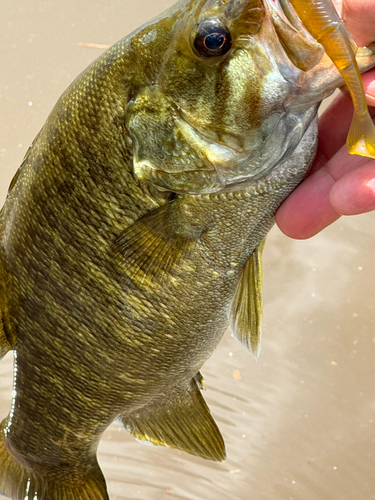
[121,375,226,462]
[229,240,265,360]
[109,203,197,287]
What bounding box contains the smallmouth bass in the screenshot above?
[0,1,374,499]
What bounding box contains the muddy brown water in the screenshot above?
[1,1,375,499]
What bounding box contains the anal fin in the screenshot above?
[120,375,226,462]
[229,239,265,361]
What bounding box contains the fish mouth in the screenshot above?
[266,0,375,106]
[174,106,279,180]
[132,101,317,195]
[264,0,325,72]
[172,111,243,170]
[132,109,242,193]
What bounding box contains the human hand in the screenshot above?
[275,0,375,239]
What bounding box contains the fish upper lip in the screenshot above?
[169,104,245,176]
[173,102,245,155]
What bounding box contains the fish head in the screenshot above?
[125,0,375,194]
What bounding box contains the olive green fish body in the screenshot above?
[0,0,374,498]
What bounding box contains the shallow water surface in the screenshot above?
[1,1,375,499]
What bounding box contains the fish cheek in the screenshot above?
[212,48,266,133]
[125,87,210,174]
[159,49,219,122]
[158,16,235,123]
[159,33,268,139]
[124,86,226,193]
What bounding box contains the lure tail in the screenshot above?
[347,110,375,159]
[0,419,109,500]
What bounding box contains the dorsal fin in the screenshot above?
[120,375,226,462]
[228,239,265,360]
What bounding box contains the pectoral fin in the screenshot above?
[120,375,226,462]
[229,240,265,360]
[109,203,198,287]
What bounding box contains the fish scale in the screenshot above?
[0,0,374,498]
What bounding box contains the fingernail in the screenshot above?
[365,80,375,107]
[366,178,375,192]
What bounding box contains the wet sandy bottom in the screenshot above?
[1,1,375,499]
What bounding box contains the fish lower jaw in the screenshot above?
[133,159,159,181]
[198,118,319,201]
[133,152,307,197]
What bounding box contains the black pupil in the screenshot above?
[192,20,232,58]
[204,33,225,51]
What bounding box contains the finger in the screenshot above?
[342,0,375,47]
[326,142,369,179]
[316,79,375,162]
[316,92,354,161]
[332,0,343,15]
[276,141,374,237]
[363,70,375,107]
[330,162,375,214]
[276,144,375,237]
[275,167,340,239]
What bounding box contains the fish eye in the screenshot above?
[192,19,232,58]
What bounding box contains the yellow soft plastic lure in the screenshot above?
[288,0,375,159]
